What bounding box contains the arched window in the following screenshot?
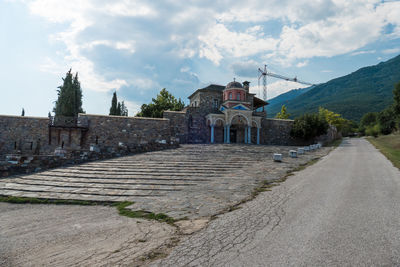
[236,92,240,100]
[229,92,232,100]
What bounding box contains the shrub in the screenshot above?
[290,113,329,140]
[377,107,396,135]
[365,124,380,137]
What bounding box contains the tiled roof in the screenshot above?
[188,84,225,99]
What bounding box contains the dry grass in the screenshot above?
[367,134,400,169]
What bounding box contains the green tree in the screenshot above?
[109,91,128,116]
[21,108,25,116]
[109,91,118,115]
[318,107,347,132]
[393,82,400,115]
[290,113,329,140]
[377,107,396,135]
[360,112,377,128]
[53,69,84,117]
[275,105,290,119]
[137,88,185,118]
[120,101,128,116]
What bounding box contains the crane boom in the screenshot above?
[258,65,314,101]
[265,72,314,86]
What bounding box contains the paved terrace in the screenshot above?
[0,144,330,219]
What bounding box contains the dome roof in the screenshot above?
[226,81,243,89]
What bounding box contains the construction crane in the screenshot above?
[258,65,314,101]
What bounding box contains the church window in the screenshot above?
[213,99,219,109]
[229,92,232,100]
[237,93,241,100]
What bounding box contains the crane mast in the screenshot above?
[258,65,314,101]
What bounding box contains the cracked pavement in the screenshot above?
[0,203,176,267]
[153,138,400,266]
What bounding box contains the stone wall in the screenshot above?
[163,111,188,143]
[261,118,307,146]
[0,115,51,156]
[81,114,172,152]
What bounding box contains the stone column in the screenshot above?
[211,125,215,143]
[248,126,251,144]
[223,126,226,143]
[227,125,231,143]
[257,127,260,145]
[244,126,248,144]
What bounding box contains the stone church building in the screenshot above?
[164,80,296,145]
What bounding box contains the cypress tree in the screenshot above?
[121,101,128,116]
[21,108,25,116]
[117,102,122,116]
[53,69,84,117]
[109,91,118,115]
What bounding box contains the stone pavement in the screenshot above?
[0,144,330,219]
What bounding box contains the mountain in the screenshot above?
[267,86,314,115]
[267,54,400,122]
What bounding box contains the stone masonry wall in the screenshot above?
[0,115,51,157]
[163,111,188,144]
[81,114,172,151]
[261,118,308,146]
[187,91,223,143]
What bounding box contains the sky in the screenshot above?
[1,0,400,117]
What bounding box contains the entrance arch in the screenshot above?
[229,114,249,143]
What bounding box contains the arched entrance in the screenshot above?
[230,114,249,143]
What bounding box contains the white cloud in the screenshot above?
[104,1,156,17]
[198,24,278,65]
[28,0,154,93]
[134,78,158,90]
[26,0,400,91]
[351,50,376,56]
[205,0,400,65]
[39,57,65,75]
[296,60,309,68]
[123,100,142,116]
[81,40,136,53]
[382,48,400,54]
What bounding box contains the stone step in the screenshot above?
[49,168,239,174]
[1,179,184,191]
[43,171,230,178]
[0,184,166,197]
[0,189,143,202]
[24,173,212,181]
[14,177,195,187]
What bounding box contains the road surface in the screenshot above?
[154,138,400,266]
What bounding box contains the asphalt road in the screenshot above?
[154,138,400,266]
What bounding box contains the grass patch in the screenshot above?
[113,201,175,225]
[0,196,100,206]
[367,134,400,169]
[0,196,176,224]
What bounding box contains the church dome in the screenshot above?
[226,81,243,89]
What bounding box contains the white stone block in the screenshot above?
[54,147,67,157]
[297,148,304,154]
[304,146,310,152]
[289,150,297,158]
[273,153,283,162]
[89,145,100,153]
